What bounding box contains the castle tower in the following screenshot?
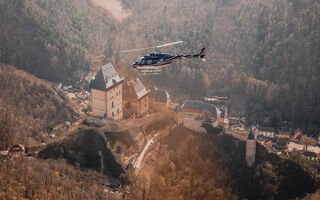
[90,63,124,120]
[246,129,256,167]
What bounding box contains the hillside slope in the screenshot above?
[1,0,319,130]
[0,64,77,149]
[132,126,317,200]
[116,0,320,131]
[0,0,117,82]
[0,157,118,200]
[39,128,124,179]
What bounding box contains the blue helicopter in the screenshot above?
[121,41,206,75]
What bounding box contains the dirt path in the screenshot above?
[91,0,130,20]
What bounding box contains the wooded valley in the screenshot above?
[1,0,319,130]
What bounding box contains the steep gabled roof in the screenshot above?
[132,78,150,100]
[148,86,169,103]
[90,63,124,90]
[182,100,217,116]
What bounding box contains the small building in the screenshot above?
[181,100,217,117]
[123,78,150,118]
[8,144,25,153]
[276,139,288,150]
[228,117,239,125]
[288,142,304,151]
[302,151,318,160]
[257,126,276,138]
[277,127,291,139]
[90,63,124,120]
[149,86,170,112]
[204,96,229,106]
[290,129,303,143]
[178,100,217,124]
[246,130,256,167]
[8,144,25,157]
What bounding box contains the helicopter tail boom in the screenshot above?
[176,45,206,60]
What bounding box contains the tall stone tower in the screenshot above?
[246,129,256,167]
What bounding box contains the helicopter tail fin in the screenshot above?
[199,45,206,61]
[179,45,206,61]
[199,45,206,58]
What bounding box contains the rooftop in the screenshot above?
[258,126,275,132]
[90,63,124,91]
[182,100,217,116]
[132,78,150,100]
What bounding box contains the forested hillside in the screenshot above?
[0,0,117,82]
[130,127,317,200]
[116,0,320,131]
[1,0,319,129]
[0,65,76,149]
[0,157,119,199]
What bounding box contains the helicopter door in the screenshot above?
[147,59,153,65]
[141,59,147,65]
[152,59,157,64]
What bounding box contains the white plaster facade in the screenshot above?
[258,131,276,138]
[90,63,124,120]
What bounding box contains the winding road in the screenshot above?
[134,133,158,169]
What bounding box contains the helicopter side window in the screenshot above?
[141,59,147,65]
[152,59,157,64]
[147,59,152,65]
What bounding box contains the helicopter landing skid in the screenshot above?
[138,69,162,75]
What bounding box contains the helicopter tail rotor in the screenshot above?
[199,45,206,57]
[199,45,206,61]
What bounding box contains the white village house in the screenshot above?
[177,100,217,133]
[90,63,124,120]
[257,126,276,138]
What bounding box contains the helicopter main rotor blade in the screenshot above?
[156,41,183,48]
[120,47,151,53]
[120,40,183,53]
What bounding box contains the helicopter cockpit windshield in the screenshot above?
[134,58,142,65]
